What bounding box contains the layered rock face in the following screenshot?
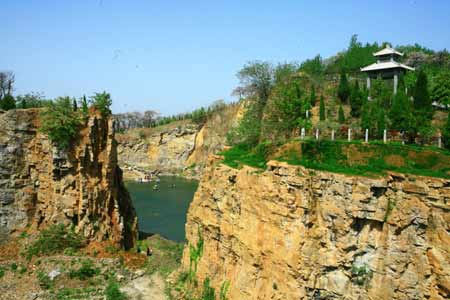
[117,103,242,178]
[0,109,137,248]
[182,158,450,300]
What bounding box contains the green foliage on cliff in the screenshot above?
[39,97,83,149]
[91,92,112,117]
[220,143,271,169]
[0,94,16,110]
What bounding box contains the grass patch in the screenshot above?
[276,140,450,179]
[220,143,271,169]
[138,235,184,277]
[26,224,85,260]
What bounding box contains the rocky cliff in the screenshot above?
[182,158,450,300]
[0,109,137,248]
[116,103,242,179]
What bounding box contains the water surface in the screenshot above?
[125,176,198,242]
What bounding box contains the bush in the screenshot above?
[69,260,100,280]
[0,266,4,278]
[26,224,85,260]
[105,279,126,300]
[37,271,52,289]
[40,97,82,149]
[0,94,16,110]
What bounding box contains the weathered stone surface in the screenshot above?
[116,103,242,179]
[182,159,450,300]
[0,109,137,248]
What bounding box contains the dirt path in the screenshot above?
[121,273,166,300]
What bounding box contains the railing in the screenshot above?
[299,126,445,148]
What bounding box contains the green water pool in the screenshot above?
[125,176,199,242]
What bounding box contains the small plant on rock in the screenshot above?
[351,263,373,286]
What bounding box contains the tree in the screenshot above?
[310,85,316,106]
[389,89,413,132]
[81,95,89,118]
[319,96,326,121]
[413,70,431,111]
[376,107,386,138]
[300,55,324,78]
[15,92,48,109]
[431,70,450,106]
[0,72,14,100]
[236,61,274,105]
[350,81,363,117]
[360,102,372,130]
[90,92,112,116]
[338,105,345,123]
[0,94,16,110]
[40,97,82,149]
[72,99,78,111]
[338,71,351,103]
[443,112,450,150]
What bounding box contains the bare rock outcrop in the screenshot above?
[0,109,137,248]
[116,103,242,179]
[182,158,450,300]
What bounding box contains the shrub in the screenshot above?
[37,271,52,289]
[69,260,99,280]
[0,266,5,278]
[105,279,126,300]
[40,97,82,149]
[351,263,373,286]
[201,277,215,300]
[0,94,16,110]
[26,224,85,260]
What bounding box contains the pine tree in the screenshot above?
[338,71,351,103]
[310,85,316,106]
[81,95,89,118]
[319,96,326,121]
[443,112,450,150]
[376,108,386,139]
[73,99,78,111]
[338,105,345,123]
[389,89,412,132]
[0,94,16,110]
[350,80,363,117]
[413,70,431,111]
[360,102,372,130]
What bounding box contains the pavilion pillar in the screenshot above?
[393,72,398,95]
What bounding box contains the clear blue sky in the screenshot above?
[2,0,449,115]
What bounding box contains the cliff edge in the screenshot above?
[0,109,137,249]
[182,157,450,300]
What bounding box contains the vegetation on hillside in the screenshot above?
[39,92,112,150]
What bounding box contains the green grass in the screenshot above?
[138,235,184,277]
[278,140,450,179]
[222,140,450,179]
[220,143,270,169]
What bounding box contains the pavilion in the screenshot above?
[361,46,414,96]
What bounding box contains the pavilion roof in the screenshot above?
[373,47,404,57]
[361,61,415,72]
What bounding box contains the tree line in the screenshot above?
[227,35,450,151]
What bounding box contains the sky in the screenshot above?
[2,0,450,115]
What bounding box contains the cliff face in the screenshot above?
[116,104,242,179]
[182,158,450,300]
[0,109,137,248]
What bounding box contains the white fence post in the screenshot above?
[347,128,352,142]
[301,128,305,140]
[438,131,442,148]
[315,128,319,140]
[365,129,369,143]
[331,129,335,141]
[306,110,309,119]
[383,129,387,144]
